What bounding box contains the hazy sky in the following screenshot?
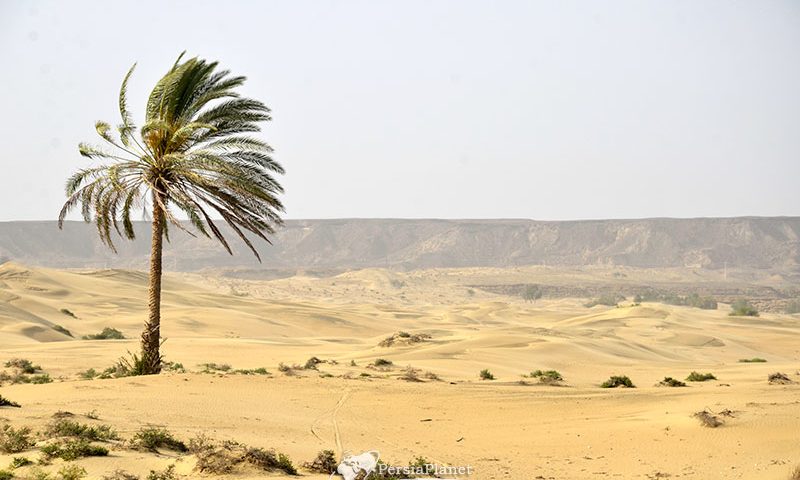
[0,0,798,221]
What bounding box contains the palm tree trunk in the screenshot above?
[141,190,165,374]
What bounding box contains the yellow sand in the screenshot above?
[0,262,798,479]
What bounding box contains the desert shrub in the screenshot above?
[59,309,77,318]
[584,294,624,308]
[304,357,323,370]
[522,285,543,303]
[389,279,406,289]
[190,435,297,475]
[600,375,635,388]
[373,359,393,367]
[479,369,494,381]
[145,466,176,480]
[51,325,73,337]
[422,371,440,381]
[9,456,33,469]
[466,288,475,296]
[41,439,108,460]
[78,368,98,380]
[130,427,186,453]
[530,370,563,383]
[693,410,723,428]
[304,449,337,474]
[232,367,269,375]
[379,332,431,347]
[657,377,686,387]
[45,419,119,441]
[686,371,716,382]
[83,328,125,340]
[729,299,759,317]
[0,426,34,453]
[739,358,767,363]
[200,363,231,373]
[4,359,39,374]
[0,470,12,480]
[0,395,21,408]
[26,374,52,384]
[399,366,422,382]
[101,470,139,480]
[57,465,87,480]
[768,372,792,385]
[163,362,185,373]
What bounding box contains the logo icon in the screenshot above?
[331,450,380,480]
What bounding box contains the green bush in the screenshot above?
[200,363,231,373]
[600,375,635,388]
[9,456,32,469]
[479,369,495,380]
[522,285,543,303]
[729,300,759,317]
[83,328,125,340]
[686,371,716,382]
[739,358,767,363]
[0,470,13,480]
[45,419,119,441]
[658,377,687,387]
[40,439,108,461]
[130,427,187,453]
[373,359,393,367]
[146,466,176,480]
[57,465,87,480]
[0,426,33,453]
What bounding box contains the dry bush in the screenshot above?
[189,435,296,475]
[0,425,34,453]
[399,366,423,382]
[657,377,687,387]
[379,331,431,347]
[304,449,337,474]
[768,372,793,385]
[693,410,723,428]
[129,427,187,453]
[102,470,140,480]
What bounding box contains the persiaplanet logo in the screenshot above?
[331,451,474,480]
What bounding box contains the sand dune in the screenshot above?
[1,262,799,479]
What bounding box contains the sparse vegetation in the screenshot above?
[146,466,176,480]
[200,363,231,373]
[40,439,109,461]
[101,470,140,480]
[304,449,337,474]
[4,359,39,374]
[600,375,635,388]
[739,357,767,363]
[59,309,77,318]
[768,372,792,385]
[232,367,269,375]
[57,465,87,480]
[129,427,187,453]
[0,470,12,480]
[479,369,495,381]
[633,292,717,310]
[45,419,119,441]
[0,395,21,408]
[52,325,73,337]
[189,435,297,475]
[83,328,125,340]
[522,284,543,303]
[529,369,563,384]
[0,426,33,453]
[379,332,431,347]
[9,456,33,469]
[584,294,624,308]
[789,464,800,480]
[399,366,423,382]
[693,410,723,428]
[657,377,687,387]
[373,358,393,367]
[686,371,716,382]
[729,299,759,317]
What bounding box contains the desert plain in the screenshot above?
[0,261,798,479]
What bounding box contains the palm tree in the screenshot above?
[59,52,284,374]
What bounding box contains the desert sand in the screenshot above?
[1,261,799,479]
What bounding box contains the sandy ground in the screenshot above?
[1,262,799,479]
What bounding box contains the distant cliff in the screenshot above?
[0,217,798,271]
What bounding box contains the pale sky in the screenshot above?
[0,0,798,221]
